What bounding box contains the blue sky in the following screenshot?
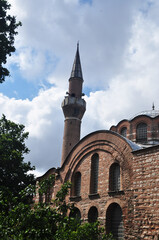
[80,0,92,5]
[1,0,93,101]
[1,69,39,100]
[1,53,56,100]
[1,0,159,176]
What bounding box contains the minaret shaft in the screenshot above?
[61,45,86,165]
[61,118,81,163]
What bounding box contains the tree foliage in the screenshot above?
[0,0,21,83]
[0,175,114,240]
[0,114,35,207]
[0,115,114,239]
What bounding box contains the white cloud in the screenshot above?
[0,87,64,173]
[2,0,159,175]
[8,0,142,88]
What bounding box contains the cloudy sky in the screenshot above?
[1,0,159,176]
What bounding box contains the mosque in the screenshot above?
[35,45,159,240]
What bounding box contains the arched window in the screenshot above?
[106,203,124,240]
[88,206,98,223]
[69,207,81,220]
[73,172,81,197]
[39,193,43,203]
[120,127,127,137]
[90,153,99,194]
[45,191,51,204]
[136,122,147,143]
[109,163,120,191]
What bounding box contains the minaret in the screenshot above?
[61,44,86,165]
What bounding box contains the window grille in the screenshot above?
[109,163,120,191]
[74,172,81,197]
[90,153,99,194]
[106,203,124,240]
[136,123,147,142]
[45,191,51,204]
[88,206,98,223]
[39,193,43,203]
[120,127,127,137]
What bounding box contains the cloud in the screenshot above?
[8,0,143,89]
[2,0,159,175]
[81,0,159,135]
[0,87,64,173]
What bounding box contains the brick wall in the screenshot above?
[58,131,136,238]
[110,115,159,145]
[132,146,159,239]
[36,130,159,239]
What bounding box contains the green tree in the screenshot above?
[0,115,114,239]
[0,0,21,83]
[0,114,35,208]
[0,176,114,240]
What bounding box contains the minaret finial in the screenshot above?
[152,102,155,110]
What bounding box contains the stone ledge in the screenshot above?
[69,196,81,202]
[88,193,100,199]
[108,190,124,196]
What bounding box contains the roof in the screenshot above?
[130,109,159,120]
[70,43,83,79]
[121,135,141,151]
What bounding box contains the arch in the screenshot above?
[106,203,124,240]
[73,172,81,197]
[88,206,98,223]
[109,163,120,191]
[136,122,147,143]
[69,207,81,219]
[39,193,43,203]
[90,153,99,194]
[45,191,51,204]
[63,130,136,183]
[120,127,127,137]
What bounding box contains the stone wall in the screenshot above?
[132,146,159,239]
[36,131,159,239]
[58,131,136,238]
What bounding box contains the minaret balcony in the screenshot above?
[61,96,86,108]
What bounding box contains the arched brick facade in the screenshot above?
[51,131,136,237]
[36,130,159,239]
[110,112,159,146]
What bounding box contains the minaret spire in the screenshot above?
[61,45,86,165]
[70,42,83,79]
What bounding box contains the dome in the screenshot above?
[130,109,159,120]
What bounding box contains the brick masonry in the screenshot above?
[132,146,159,239]
[36,130,159,239]
[110,114,159,145]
